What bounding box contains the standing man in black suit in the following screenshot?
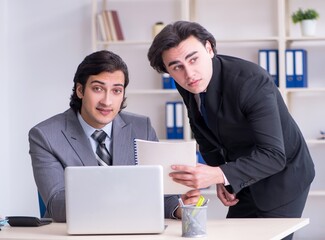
[148,21,315,240]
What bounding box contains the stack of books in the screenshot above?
[96,10,124,41]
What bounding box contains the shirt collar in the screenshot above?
[77,112,112,139]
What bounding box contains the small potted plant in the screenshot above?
[291,8,320,36]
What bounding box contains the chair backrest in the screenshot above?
[38,192,46,218]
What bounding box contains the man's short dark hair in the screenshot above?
[148,21,217,74]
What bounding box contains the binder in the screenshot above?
[196,151,206,164]
[285,50,295,88]
[285,49,308,88]
[175,102,184,139]
[258,49,279,87]
[165,101,184,139]
[294,49,307,88]
[162,73,176,89]
[268,50,279,87]
[258,49,268,71]
[165,102,175,139]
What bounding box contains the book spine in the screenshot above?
[96,13,107,41]
[102,10,112,41]
[111,10,124,41]
[106,10,117,41]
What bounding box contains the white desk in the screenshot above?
[0,218,309,240]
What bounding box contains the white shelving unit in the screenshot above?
[92,0,192,141]
[92,0,324,238]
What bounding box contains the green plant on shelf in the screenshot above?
[291,8,319,24]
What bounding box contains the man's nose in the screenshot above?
[185,67,195,80]
[101,92,113,105]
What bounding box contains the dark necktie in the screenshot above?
[199,92,209,125]
[91,130,112,166]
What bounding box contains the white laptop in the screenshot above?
[65,165,165,235]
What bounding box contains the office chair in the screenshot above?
[38,192,46,218]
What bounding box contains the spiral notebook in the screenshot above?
[134,139,197,194]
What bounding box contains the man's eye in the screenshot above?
[190,57,198,63]
[174,65,182,71]
[93,86,103,92]
[114,89,123,94]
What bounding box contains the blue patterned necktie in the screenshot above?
[199,92,209,125]
[91,130,112,166]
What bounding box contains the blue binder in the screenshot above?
[165,102,175,139]
[285,49,308,88]
[196,151,206,164]
[285,50,295,88]
[258,49,279,87]
[174,101,184,139]
[294,49,307,88]
[165,101,184,139]
[162,73,176,89]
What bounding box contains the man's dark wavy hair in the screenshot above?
[69,50,129,112]
[148,21,217,74]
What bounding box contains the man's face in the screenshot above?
[162,35,214,94]
[77,71,125,129]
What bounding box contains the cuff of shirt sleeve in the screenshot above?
[223,172,230,186]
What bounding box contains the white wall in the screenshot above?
[0,0,11,218]
[0,0,92,217]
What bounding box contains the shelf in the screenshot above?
[306,139,325,145]
[127,89,179,95]
[285,88,325,93]
[96,37,282,46]
[309,190,325,197]
[213,37,279,43]
[286,36,325,42]
[96,40,152,46]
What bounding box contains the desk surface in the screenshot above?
[0,218,309,240]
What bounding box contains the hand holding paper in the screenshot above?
[134,139,197,194]
[170,163,225,189]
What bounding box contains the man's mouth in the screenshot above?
[97,107,112,115]
[188,79,200,87]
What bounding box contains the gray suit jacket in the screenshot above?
[29,108,179,222]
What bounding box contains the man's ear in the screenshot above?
[76,83,83,99]
[205,40,214,58]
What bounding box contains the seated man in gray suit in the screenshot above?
[29,50,200,222]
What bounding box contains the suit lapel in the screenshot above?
[176,57,224,149]
[62,109,98,166]
[111,114,134,165]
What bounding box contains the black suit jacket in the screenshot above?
[177,55,315,211]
